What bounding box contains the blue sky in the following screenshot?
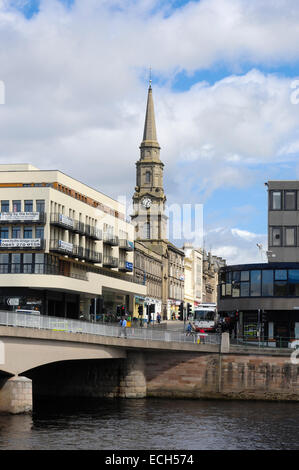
[2,0,299,264]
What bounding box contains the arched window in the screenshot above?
[145,171,151,184]
[144,222,151,239]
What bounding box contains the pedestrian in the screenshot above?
[186,322,192,336]
[121,317,127,338]
[157,313,161,324]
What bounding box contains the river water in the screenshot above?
[0,398,298,450]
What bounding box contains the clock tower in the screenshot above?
[132,82,167,240]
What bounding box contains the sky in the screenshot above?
[1,0,299,265]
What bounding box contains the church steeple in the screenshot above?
[141,83,159,145]
[132,82,167,241]
[139,83,161,162]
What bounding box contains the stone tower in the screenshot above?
[131,82,167,240]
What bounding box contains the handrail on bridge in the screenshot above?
[0,311,220,346]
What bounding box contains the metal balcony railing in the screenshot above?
[84,248,102,263]
[72,245,85,259]
[103,255,118,268]
[49,239,74,255]
[103,233,119,246]
[50,213,75,230]
[85,225,102,240]
[73,220,85,235]
[119,239,134,251]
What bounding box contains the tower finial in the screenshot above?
[149,66,152,89]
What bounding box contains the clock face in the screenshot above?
[142,197,152,208]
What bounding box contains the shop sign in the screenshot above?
[125,261,133,271]
[0,212,40,221]
[128,241,134,249]
[58,240,73,252]
[0,238,41,248]
[7,298,19,306]
[59,214,74,228]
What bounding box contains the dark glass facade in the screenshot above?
[218,263,299,342]
[220,263,299,298]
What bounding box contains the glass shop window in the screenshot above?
[274,281,288,297]
[241,271,250,282]
[275,270,287,281]
[288,269,299,296]
[250,270,261,296]
[262,270,273,296]
[240,282,250,297]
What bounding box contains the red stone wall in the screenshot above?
[144,351,299,401]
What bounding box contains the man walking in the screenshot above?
[121,317,127,338]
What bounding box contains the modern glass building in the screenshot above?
[218,262,299,343]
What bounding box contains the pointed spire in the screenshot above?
[141,82,159,146]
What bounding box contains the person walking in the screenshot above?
[121,317,127,338]
[186,322,192,336]
[157,313,161,324]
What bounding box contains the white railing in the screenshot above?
[0,311,220,346]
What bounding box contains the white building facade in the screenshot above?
[0,164,145,319]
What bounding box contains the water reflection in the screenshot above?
[0,399,298,450]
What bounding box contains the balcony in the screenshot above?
[50,213,75,230]
[84,248,102,264]
[119,239,134,251]
[49,239,74,255]
[118,260,133,272]
[103,256,118,268]
[103,233,119,246]
[73,220,85,235]
[85,225,102,240]
[0,212,46,224]
[72,245,85,260]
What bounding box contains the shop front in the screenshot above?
[0,287,80,319]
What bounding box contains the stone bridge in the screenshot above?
[0,325,298,414]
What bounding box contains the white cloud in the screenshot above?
[0,0,298,259]
[204,226,268,265]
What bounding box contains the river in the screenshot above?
[0,398,298,450]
